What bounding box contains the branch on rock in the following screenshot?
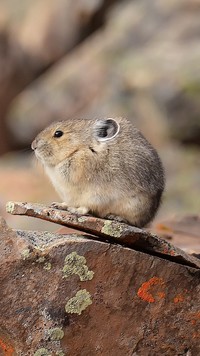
[6,201,200,269]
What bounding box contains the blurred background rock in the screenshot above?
[0,0,199,231]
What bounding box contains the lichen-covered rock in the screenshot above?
[0,216,200,355]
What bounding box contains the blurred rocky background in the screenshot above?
[0,0,200,231]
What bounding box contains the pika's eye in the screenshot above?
[53,130,63,138]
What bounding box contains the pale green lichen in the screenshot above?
[77,216,87,222]
[21,248,31,260]
[6,201,15,213]
[55,352,65,356]
[101,220,123,238]
[65,289,92,315]
[44,262,52,271]
[34,348,51,356]
[49,327,64,341]
[35,256,51,270]
[63,252,94,281]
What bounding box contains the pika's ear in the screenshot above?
[94,118,120,141]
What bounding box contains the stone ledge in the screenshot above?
[0,216,200,355]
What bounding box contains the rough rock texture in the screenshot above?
[0,216,200,355]
[6,201,200,269]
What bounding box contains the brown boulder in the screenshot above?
[0,216,200,355]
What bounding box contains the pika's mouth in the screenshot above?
[33,148,45,164]
[33,148,42,160]
[31,140,52,163]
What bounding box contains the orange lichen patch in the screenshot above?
[157,291,165,299]
[186,311,200,328]
[174,294,184,303]
[162,247,175,256]
[190,312,200,326]
[0,338,14,356]
[137,277,165,303]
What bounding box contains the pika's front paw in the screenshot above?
[67,206,89,215]
[50,203,89,215]
[50,202,69,210]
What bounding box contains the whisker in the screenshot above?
[17,147,32,154]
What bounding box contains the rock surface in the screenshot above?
[0,216,200,355]
[6,201,200,269]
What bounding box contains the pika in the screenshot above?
[31,117,165,227]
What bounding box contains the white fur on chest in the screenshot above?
[45,166,75,204]
[45,165,96,208]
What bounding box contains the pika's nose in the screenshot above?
[31,139,37,150]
